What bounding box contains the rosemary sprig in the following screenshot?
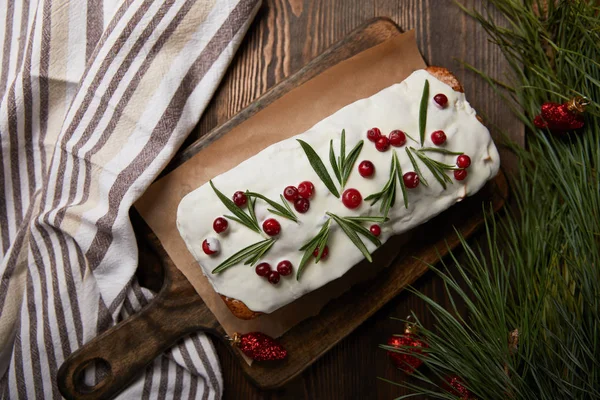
[419,79,430,146]
[329,129,364,189]
[209,181,261,233]
[298,139,340,197]
[246,192,298,222]
[410,147,456,190]
[297,218,332,280]
[405,147,429,187]
[211,238,275,274]
[327,212,381,262]
[364,151,409,216]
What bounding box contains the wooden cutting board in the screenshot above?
[57,18,509,400]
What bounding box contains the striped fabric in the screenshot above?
[0,0,261,398]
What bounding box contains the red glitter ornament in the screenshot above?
[231,332,287,361]
[386,321,428,373]
[443,375,474,400]
[533,96,589,133]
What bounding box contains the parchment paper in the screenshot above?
[135,30,427,352]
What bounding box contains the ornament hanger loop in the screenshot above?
[567,96,591,113]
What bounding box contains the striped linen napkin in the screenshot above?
[0,0,261,398]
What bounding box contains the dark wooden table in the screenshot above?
[179,1,523,398]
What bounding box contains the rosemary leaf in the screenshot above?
[244,239,276,265]
[329,140,341,183]
[297,219,332,280]
[297,139,340,198]
[342,140,364,187]
[394,151,409,209]
[247,192,257,224]
[340,129,346,169]
[246,192,298,222]
[406,148,429,187]
[210,181,261,233]
[344,216,389,223]
[327,212,373,262]
[343,219,382,247]
[314,227,330,264]
[211,239,274,273]
[414,149,449,189]
[224,215,244,225]
[365,155,398,217]
[419,147,464,156]
[419,79,430,146]
[280,194,296,216]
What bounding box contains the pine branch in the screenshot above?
[381,2,600,399]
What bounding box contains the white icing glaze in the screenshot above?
[177,70,500,314]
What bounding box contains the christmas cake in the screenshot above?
[177,67,500,319]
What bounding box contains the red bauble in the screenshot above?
[533,97,587,133]
[443,376,474,400]
[263,218,281,236]
[342,188,362,209]
[386,332,427,373]
[298,181,315,199]
[358,160,375,177]
[232,332,287,361]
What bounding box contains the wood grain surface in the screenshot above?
[163,1,521,399]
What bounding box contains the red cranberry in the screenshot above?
[370,224,381,237]
[431,130,447,145]
[434,93,448,108]
[283,186,299,201]
[375,136,390,152]
[298,181,315,199]
[294,197,310,213]
[313,245,329,259]
[342,188,362,209]
[202,238,219,255]
[255,262,271,277]
[403,172,420,189]
[263,218,281,236]
[232,191,247,207]
[276,260,293,276]
[267,271,281,284]
[456,154,471,168]
[213,217,228,234]
[358,160,375,177]
[389,130,407,147]
[454,169,468,181]
[367,127,382,142]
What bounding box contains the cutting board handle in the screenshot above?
[57,259,216,400]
